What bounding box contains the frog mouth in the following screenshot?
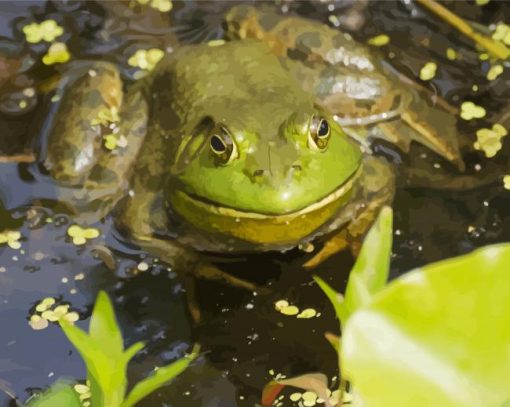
[173,165,362,222]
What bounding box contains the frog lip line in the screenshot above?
[175,164,362,220]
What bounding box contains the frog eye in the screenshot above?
[210,126,238,165]
[308,116,331,151]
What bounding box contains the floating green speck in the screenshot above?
[367,34,390,47]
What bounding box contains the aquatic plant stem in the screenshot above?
[416,0,510,60]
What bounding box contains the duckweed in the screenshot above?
[0,230,21,249]
[460,101,486,120]
[446,47,457,60]
[104,134,127,151]
[42,42,71,65]
[474,123,507,157]
[22,19,63,43]
[128,48,165,71]
[74,383,91,406]
[274,300,319,318]
[35,297,56,312]
[487,64,504,80]
[492,23,510,46]
[29,315,49,330]
[207,39,226,47]
[91,106,120,126]
[367,34,390,46]
[137,0,173,12]
[503,175,510,190]
[419,62,437,81]
[296,308,317,319]
[29,298,80,330]
[67,225,100,246]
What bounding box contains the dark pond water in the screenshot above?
[0,1,509,406]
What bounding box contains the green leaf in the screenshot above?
[59,291,132,407]
[121,347,199,407]
[89,291,124,359]
[313,275,346,325]
[343,206,393,320]
[342,243,510,407]
[26,381,81,407]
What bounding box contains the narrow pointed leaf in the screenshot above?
[324,332,340,353]
[121,351,197,407]
[313,276,346,326]
[343,206,393,319]
[89,291,124,358]
[123,341,145,365]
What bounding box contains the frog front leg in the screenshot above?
[303,156,395,268]
[116,187,262,322]
[39,61,148,220]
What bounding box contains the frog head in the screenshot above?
[155,40,362,246]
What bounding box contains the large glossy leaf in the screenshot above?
[121,346,199,407]
[342,243,510,407]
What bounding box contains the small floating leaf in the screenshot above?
[460,101,486,120]
[446,47,457,60]
[367,34,390,46]
[419,62,437,81]
[42,42,70,65]
[504,175,510,190]
[487,64,504,81]
[23,20,64,44]
[474,123,507,157]
[128,48,164,71]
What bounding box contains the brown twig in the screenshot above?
[416,0,510,60]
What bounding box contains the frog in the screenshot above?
[32,5,463,318]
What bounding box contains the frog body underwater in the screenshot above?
[34,6,462,292]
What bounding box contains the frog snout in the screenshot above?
[251,163,302,180]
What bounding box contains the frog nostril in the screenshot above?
[253,169,266,177]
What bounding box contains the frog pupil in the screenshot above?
[211,135,226,153]
[318,119,329,138]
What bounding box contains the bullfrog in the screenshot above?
[33,5,462,311]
